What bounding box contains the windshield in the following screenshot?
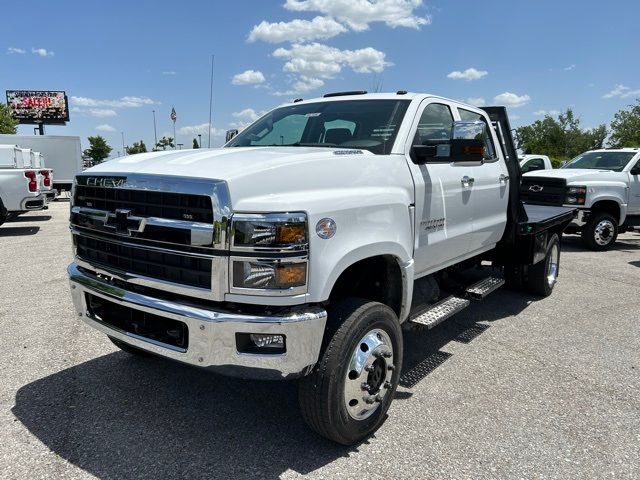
[226,99,410,155]
[563,151,636,172]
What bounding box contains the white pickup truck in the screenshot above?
[521,148,640,250]
[0,145,47,225]
[519,154,553,173]
[67,92,575,444]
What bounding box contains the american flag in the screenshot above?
[170,107,177,123]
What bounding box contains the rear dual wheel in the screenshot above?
[505,233,560,297]
[298,299,403,445]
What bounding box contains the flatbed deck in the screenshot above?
[518,204,577,235]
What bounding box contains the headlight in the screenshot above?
[564,186,586,205]
[232,213,307,250]
[232,260,307,289]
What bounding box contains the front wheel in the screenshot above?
[298,299,403,445]
[525,233,560,297]
[581,212,618,251]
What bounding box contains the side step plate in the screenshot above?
[409,296,470,329]
[466,276,505,300]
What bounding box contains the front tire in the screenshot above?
[525,233,560,297]
[581,212,618,251]
[298,299,403,445]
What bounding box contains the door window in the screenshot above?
[521,158,546,173]
[415,103,454,144]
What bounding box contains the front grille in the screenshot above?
[75,235,212,289]
[86,293,188,350]
[520,177,567,206]
[74,184,213,223]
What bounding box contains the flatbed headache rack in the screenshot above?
[481,106,576,263]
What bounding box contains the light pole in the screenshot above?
[121,131,126,155]
[152,110,158,148]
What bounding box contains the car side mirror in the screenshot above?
[631,166,640,176]
[225,129,239,143]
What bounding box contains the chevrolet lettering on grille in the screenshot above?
[103,209,145,236]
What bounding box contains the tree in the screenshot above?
[83,136,112,164]
[126,140,147,155]
[515,109,607,165]
[0,103,18,134]
[155,136,174,150]
[192,138,200,149]
[608,99,640,147]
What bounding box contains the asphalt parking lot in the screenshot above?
[1,201,639,480]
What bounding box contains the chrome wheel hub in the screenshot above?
[344,328,394,420]
[547,243,559,288]
[594,220,614,246]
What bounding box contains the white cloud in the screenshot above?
[563,64,576,71]
[248,16,346,43]
[447,68,488,81]
[232,70,266,85]
[71,96,157,108]
[177,123,226,137]
[88,108,117,118]
[284,0,431,31]
[162,71,176,75]
[273,76,325,96]
[7,47,25,54]
[466,97,486,107]
[493,92,531,108]
[533,109,560,117]
[32,47,54,57]
[229,108,267,129]
[510,114,521,121]
[602,84,640,99]
[273,42,390,78]
[96,124,116,132]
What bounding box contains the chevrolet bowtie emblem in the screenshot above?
[529,185,544,193]
[104,209,144,236]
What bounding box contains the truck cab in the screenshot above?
[519,154,553,173]
[521,148,640,250]
[67,92,574,444]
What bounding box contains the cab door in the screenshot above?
[456,107,509,251]
[405,100,474,275]
[628,158,640,215]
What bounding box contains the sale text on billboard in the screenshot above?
[6,90,70,124]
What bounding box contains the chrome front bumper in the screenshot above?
[68,262,327,379]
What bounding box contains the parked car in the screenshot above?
[0,145,46,225]
[521,148,640,250]
[519,154,553,173]
[67,92,575,444]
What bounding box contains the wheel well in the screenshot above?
[591,200,620,223]
[329,255,403,318]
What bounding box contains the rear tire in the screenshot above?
[298,299,403,445]
[525,234,560,297]
[108,336,152,357]
[0,198,7,227]
[581,212,618,251]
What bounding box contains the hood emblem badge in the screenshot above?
[529,185,544,192]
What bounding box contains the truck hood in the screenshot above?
[83,147,414,212]
[523,168,624,183]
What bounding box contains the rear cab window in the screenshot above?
[457,108,498,162]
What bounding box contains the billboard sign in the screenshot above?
[6,90,70,124]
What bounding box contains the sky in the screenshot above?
[1,0,639,157]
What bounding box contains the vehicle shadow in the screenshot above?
[561,234,640,252]
[399,288,537,390]
[0,226,40,236]
[11,289,538,479]
[7,215,52,222]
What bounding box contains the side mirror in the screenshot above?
[225,129,239,143]
[411,121,487,164]
[631,167,640,176]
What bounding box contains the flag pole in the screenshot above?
[207,54,214,148]
[172,105,176,150]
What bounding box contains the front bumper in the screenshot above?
[68,262,327,379]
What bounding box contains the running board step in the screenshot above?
[465,276,505,300]
[409,296,470,329]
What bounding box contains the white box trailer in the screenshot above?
[0,135,82,192]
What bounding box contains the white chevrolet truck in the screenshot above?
[67,92,575,444]
[521,148,640,250]
[0,145,47,225]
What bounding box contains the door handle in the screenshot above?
[461,176,475,188]
[499,174,510,183]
